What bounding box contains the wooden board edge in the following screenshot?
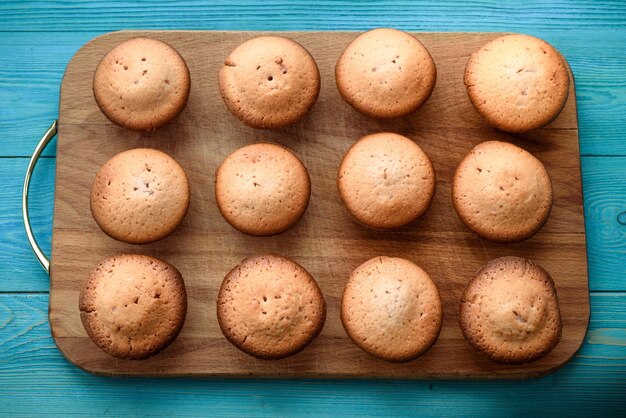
[50,319,591,380]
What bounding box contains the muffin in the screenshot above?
[335,28,437,118]
[337,132,435,230]
[459,256,562,363]
[218,36,320,128]
[79,254,187,360]
[341,256,442,362]
[215,142,310,236]
[464,34,570,133]
[93,37,191,131]
[217,254,326,359]
[452,141,552,243]
[90,148,190,244]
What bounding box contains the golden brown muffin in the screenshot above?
[335,28,437,118]
[79,254,187,360]
[90,148,190,244]
[337,132,435,230]
[217,254,326,359]
[459,256,562,363]
[219,36,320,128]
[452,141,552,243]
[464,34,570,133]
[341,256,442,362]
[215,142,310,236]
[93,37,191,131]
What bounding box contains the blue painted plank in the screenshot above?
[582,157,626,291]
[0,293,624,417]
[0,32,89,157]
[0,158,54,292]
[1,27,626,156]
[2,1,626,31]
[0,1,625,414]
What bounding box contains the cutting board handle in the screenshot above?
[22,120,58,274]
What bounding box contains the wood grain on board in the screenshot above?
[50,31,589,378]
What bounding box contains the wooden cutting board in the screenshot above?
[50,31,589,378]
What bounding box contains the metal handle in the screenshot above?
[22,120,58,274]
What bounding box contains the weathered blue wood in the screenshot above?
[0,158,54,292]
[0,293,624,416]
[2,1,626,31]
[3,155,624,292]
[1,1,626,415]
[582,157,626,291]
[0,32,89,157]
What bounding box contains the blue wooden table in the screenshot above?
[1,1,625,416]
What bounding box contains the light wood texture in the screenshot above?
[49,31,588,378]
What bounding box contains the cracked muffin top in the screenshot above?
[79,254,187,360]
[216,254,326,359]
[459,256,562,363]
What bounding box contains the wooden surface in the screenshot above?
[1,0,625,415]
[50,30,588,378]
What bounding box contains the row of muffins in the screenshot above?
[81,28,569,364]
[81,252,562,363]
[90,134,552,244]
[84,136,561,363]
[93,29,570,133]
